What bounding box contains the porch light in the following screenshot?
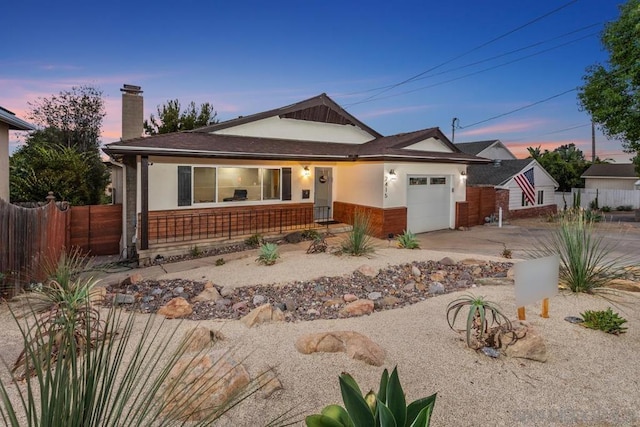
[460,170,467,176]
[303,166,311,177]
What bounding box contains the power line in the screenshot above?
[460,88,578,129]
[507,123,591,142]
[346,0,580,106]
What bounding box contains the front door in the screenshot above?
[314,167,333,220]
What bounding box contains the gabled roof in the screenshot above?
[467,159,534,186]
[194,93,382,138]
[581,163,638,179]
[0,107,36,131]
[456,140,498,156]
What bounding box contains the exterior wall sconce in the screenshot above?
[303,166,311,177]
[460,170,467,177]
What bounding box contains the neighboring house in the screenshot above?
[457,141,558,220]
[581,163,639,190]
[455,140,516,161]
[0,107,35,201]
[104,86,489,261]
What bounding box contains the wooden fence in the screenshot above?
[459,187,496,227]
[0,199,70,294]
[0,200,122,296]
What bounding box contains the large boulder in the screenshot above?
[606,279,640,293]
[162,349,250,421]
[295,331,385,366]
[192,287,223,303]
[241,304,285,327]
[157,297,193,319]
[184,326,225,353]
[502,322,547,363]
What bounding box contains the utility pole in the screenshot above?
[451,117,459,143]
[591,121,596,162]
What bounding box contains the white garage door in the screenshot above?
[407,175,451,233]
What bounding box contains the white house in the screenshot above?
[581,163,638,190]
[105,88,489,260]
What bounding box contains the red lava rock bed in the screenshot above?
[103,259,513,322]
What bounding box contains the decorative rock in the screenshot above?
[415,283,426,291]
[429,271,446,282]
[295,331,385,366]
[606,279,640,292]
[253,294,267,305]
[323,298,344,307]
[357,265,378,278]
[121,273,143,286]
[475,278,513,287]
[481,347,500,358]
[439,256,456,266]
[284,298,297,312]
[411,266,421,279]
[172,286,184,296]
[340,299,374,317]
[184,326,224,353]
[403,282,416,292]
[564,316,584,324]
[162,349,250,422]
[220,286,234,297]
[343,293,358,302]
[378,295,401,307]
[307,309,320,316]
[472,267,483,276]
[232,301,248,312]
[192,287,223,303]
[216,298,232,308]
[258,368,283,399]
[142,296,155,303]
[461,259,486,266]
[157,297,193,319]
[367,291,382,301]
[503,323,547,362]
[114,293,135,304]
[241,304,285,327]
[151,288,164,296]
[204,281,214,289]
[507,267,516,279]
[428,282,445,295]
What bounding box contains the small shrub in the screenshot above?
[601,205,612,212]
[397,230,420,249]
[301,229,321,241]
[585,209,603,222]
[341,209,376,256]
[215,258,225,266]
[446,293,513,349]
[256,242,280,265]
[581,307,628,335]
[245,234,263,248]
[616,205,633,211]
[501,244,512,259]
[305,367,436,427]
[190,245,202,257]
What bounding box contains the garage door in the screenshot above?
[407,175,451,233]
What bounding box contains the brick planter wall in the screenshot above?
[508,204,557,220]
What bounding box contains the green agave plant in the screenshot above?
[306,367,436,427]
[256,242,280,266]
[446,293,512,349]
[396,230,420,249]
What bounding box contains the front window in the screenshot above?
[262,168,280,200]
[218,167,261,201]
[193,167,216,203]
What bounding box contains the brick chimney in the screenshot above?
[120,84,143,140]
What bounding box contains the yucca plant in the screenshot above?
[396,230,420,249]
[306,367,436,427]
[528,209,626,294]
[342,210,376,256]
[256,242,280,266]
[0,303,290,426]
[446,293,513,349]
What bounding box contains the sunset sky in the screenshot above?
[2,0,634,162]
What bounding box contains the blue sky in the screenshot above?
[2,0,633,161]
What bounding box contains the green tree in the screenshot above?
[578,0,640,174]
[10,132,108,205]
[10,85,109,205]
[143,99,217,135]
[527,143,589,192]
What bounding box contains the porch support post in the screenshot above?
[140,156,149,250]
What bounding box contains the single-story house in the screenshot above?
[0,107,35,201]
[457,141,558,220]
[104,86,489,261]
[581,163,639,190]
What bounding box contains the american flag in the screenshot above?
[514,167,535,205]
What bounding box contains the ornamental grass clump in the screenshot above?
[306,367,436,427]
[342,210,376,256]
[528,209,627,294]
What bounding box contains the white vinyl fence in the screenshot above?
[555,189,640,210]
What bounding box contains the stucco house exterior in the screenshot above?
[581,163,639,190]
[457,140,558,219]
[0,107,35,201]
[104,87,489,260]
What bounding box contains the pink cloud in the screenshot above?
[458,120,546,137]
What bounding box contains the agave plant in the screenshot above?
[396,230,420,249]
[256,242,280,265]
[446,293,513,349]
[306,367,436,427]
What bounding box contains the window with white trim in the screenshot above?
[537,190,544,205]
